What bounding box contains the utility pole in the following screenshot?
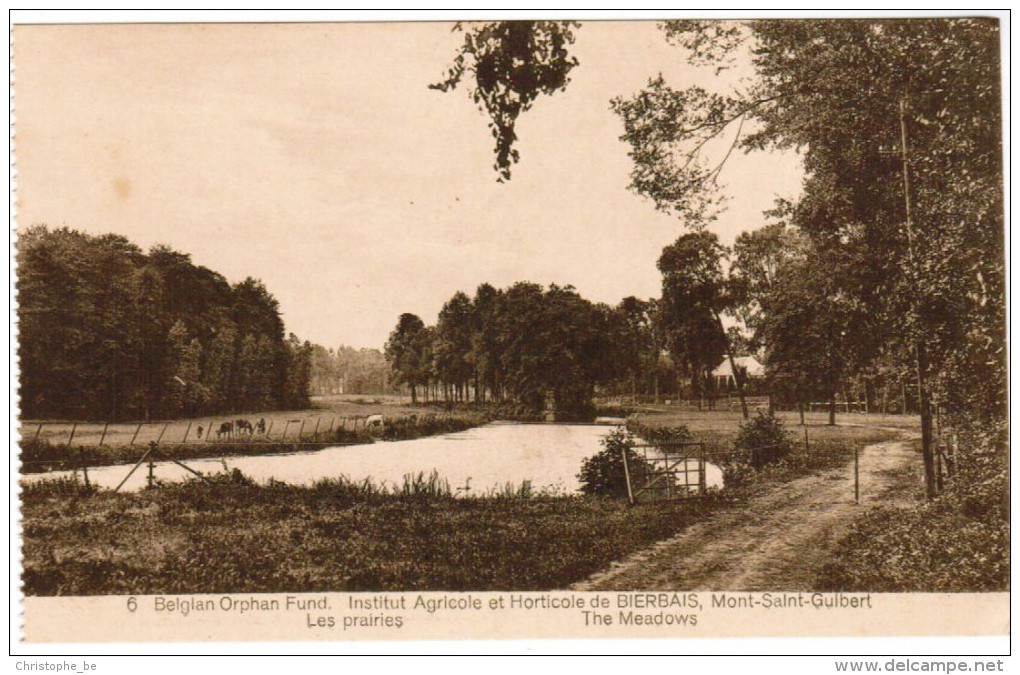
[899,97,937,500]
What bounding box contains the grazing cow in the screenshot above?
[366,414,385,429]
[235,419,253,435]
[217,421,233,439]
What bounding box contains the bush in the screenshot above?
[734,409,792,468]
[487,402,546,422]
[721,461,758,490]
[577,428,651,499]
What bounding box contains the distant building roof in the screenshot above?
[712,355,765,379]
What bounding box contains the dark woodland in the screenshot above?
[17,225,312,421]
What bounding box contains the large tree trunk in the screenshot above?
[724,351,749,419]
[715,311,749,419]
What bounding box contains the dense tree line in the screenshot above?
[381,267,776,416]
[385,283,634,415]
[18,226,312,421]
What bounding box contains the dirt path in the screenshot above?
[572,429,922,591]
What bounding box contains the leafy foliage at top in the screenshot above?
[431,21,580,181]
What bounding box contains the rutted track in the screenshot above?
[572,429,921,591]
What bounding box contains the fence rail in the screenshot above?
[623,441,717,505]
[20,413,446,448]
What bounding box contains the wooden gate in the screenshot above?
[622,442,708,504]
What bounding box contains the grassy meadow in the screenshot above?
[22,472,731,595]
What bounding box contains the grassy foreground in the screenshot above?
[22,474,730,595]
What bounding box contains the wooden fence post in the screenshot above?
[34,423,44,441]
[155,422,169,444]
[297,420,306,441]
[281,420,291,440]
[804,427,809,453]
[854,442,860,504]
[182,422,192,444]
[130,423,143,446]
[620,445,635,507]
[67,422,78,446]
[98,422,110,446]
[113,444,156,493]
[266,421,274,439]
[79,448,90,490]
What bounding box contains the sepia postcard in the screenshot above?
[10,12,1009,654]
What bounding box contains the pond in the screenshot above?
[24,422,724,495]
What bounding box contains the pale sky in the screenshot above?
[13,21,803,349]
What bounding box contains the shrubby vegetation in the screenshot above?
[577,428,649,499]
[733,410,792,467]
[625,420,694,446]
[18,226,312,421]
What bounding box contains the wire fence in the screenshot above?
[20,413,462,448]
